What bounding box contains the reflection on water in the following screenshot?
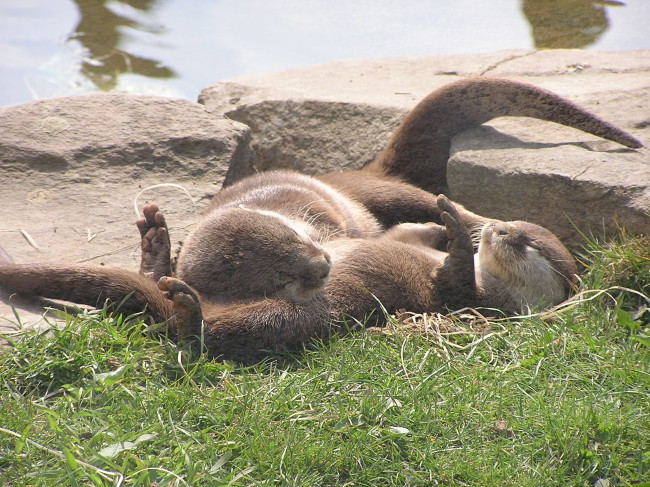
[523,0,624,48]
[65,0,627,95]
[0,0,646,107]
[68,0,175,91]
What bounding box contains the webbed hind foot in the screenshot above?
[137,204,172,282]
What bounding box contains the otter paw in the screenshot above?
[137,204,163,238]
[137,204,172,281]
[437,196,473,258]
[158,276,199,301]
[158,276,203,342]
[437,196,463,239]
[436,195,461,220]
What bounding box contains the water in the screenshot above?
[1,0,648,107]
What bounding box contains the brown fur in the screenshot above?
[173,170,381,305]
[0,264,172,323]
[0,196,577,363]
[361,76,642,195]
[177,207,332,304]
[326,198,578,325]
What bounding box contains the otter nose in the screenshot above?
[492,222,510,237]
[314,252,331,280]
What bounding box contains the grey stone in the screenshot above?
[208,99,404,174]
[0,94,255,332]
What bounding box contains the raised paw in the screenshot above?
[434,197,478,307]
[158,276,204,343]
[137,204,172,281]
[437,196,465,242]
[436,195,474,262]
[436,194,461,221]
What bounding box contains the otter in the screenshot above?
[325,198,577,325]
[0,78,641,362]
[174,171,380,303]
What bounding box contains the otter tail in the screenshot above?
[0,264,173,323]
[364,77,643,194]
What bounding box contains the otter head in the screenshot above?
[178,208,331,304]
[475,221,577,310]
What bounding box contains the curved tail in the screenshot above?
[364,77,643,194]
[0,264,173,323]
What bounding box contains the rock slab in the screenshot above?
[0,94,255,333]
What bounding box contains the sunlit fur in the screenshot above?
[177,207,332,305]
[475,221,570,310]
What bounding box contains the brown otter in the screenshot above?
[325,199,577,324]
[0,78,640,362]
[173,171,380,304]
[153,195,577,359]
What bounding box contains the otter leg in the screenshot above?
[137,204,172,281]
[158,276,204,347]
[436,195,478,309]
[380,222,448,249]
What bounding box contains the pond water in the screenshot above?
[1,0,648,107]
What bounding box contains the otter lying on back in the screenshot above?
[153,196,576,361]
[175,171,380,304]
[328,207,577,324]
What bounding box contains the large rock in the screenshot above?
[0,94,255,333]
[200,50,650,247]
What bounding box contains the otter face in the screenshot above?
[178,208,331,304]
[476,221,577,310]
[267,213,332,303]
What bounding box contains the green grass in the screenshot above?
[1,236,648,486]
